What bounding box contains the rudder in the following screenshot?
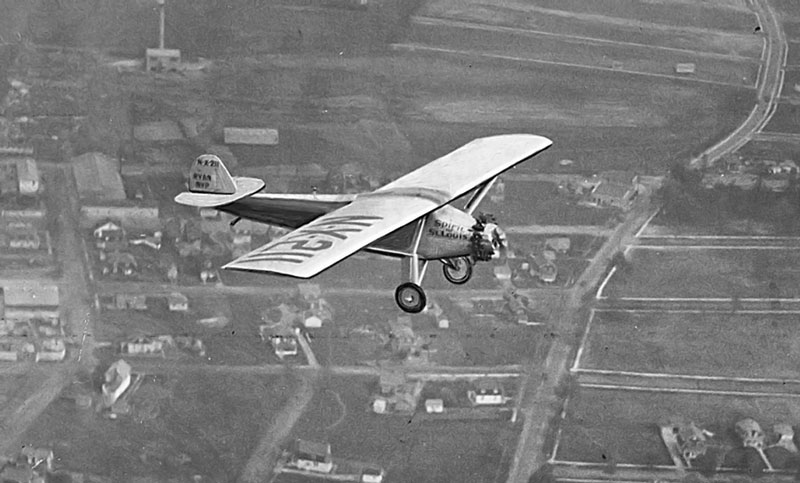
[188,155,236,194]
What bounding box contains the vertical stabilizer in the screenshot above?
[188,154,236,194]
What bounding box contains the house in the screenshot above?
[669,420,713,463]
[35,339,66,362]
[425,399,444,414]
[600,170,639,187]
[2,283,60,323]
[770,424,798,453]
[120,337,165,356]
[270,334,298,359]
[735,418,766,449]
[293,440,333,474]
[167,292,188,312]
[0,341,18,361]
[101,251,137,276]
[145,48,181,72]
[18,447,53,472]
[111,294,147,311]
[102,359,132,407]
[361,466,385,483]
[93,219,125,245]
[585,182,637,210]
[468,379,505,406]
[8,232,40,250]
[129,231,162,250]
[15,157,39,195]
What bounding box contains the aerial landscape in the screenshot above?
[3,0,800,482]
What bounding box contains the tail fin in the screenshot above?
[175,155,266,208]
[188,155,236,194]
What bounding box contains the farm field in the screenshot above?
[407,21,758,86]
[418,0,761,57]
[307,294,545,367]
[761,101,800,134]
[579,310,800,379]
[20,372,300,481]
[603,248,800,299]
[286,375,520,483]
[95,293,299,365]
[555,386,800,466]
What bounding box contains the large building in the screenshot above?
[1,283,60,323]
[72,152,126,201]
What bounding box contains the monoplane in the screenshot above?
[175,134,552,313]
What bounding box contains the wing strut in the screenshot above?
[464,177,499,215]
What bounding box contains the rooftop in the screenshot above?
[2,283,59,307]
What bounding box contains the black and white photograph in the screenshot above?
[0,0,798,481]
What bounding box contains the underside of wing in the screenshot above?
[377,134,552,200]
[222,194,439,278]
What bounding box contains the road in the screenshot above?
[690,0,787,168]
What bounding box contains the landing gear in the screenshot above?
[395,282,427,313]
[442,256,473,285]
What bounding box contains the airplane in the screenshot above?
[175,134,552,313]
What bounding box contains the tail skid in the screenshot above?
[175,154,265,208]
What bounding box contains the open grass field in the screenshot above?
[555,386,800,465]
[95,293,295,365]
[579,310,800,379]
[308,294,545,367]
[287,375,520,483]
[785,43,800,68]
[20,372,300,481]
[418,0,761,58]
[407,21,758,86]
[761,102,800,134]
[604,248,800,299]
[645,205,800,236]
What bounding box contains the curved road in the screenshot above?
[691,0,787,168]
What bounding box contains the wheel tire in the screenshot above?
[395,282,427,313]
[442,257,473,285]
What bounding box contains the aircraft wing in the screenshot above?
[376,134,552,199]
[223,134,552,278]
[222,194,439,278]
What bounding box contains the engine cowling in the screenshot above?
[470,215,508,261]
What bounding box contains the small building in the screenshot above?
[35,339,66,362]
[270,333,298,359]
[735,418,766,449]
[8,232,40,250]
[101,251,137,276]
[93,219,125,243]
[361,466,385,483]
[167,292,188,312]
[111,294,147,311]
[425,398,444,414]
[223,127,279,146]
[293,440,333,474]
[120,337,165,356]
[586,182,637,210]
[102,359,132,407]
[2,283,60,323]
[675,63,696,74]
[15,158,39,195]
[19,447,53,471]
[0,341,18,361]
[129,231,162,250]
[145,48,181,72]
[468,379,505,406]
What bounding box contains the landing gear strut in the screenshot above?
[442,256,473,285]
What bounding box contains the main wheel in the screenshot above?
[395,282,427,313]
[442,257,473,285]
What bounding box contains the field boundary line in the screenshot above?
[570,309,595,372]
[582,383,800,397]
[574,367,800,385]
[594,267,616,300]
[626,244,800,250]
